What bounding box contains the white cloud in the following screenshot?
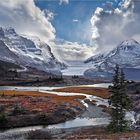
[53,39,96,62]
[0,0,55,43]
[90,7,103,40]
[59,0,69,5]
[72,19,79,22]
[90,0,140,53]
[44,9,54,21]
[0,0,95,62]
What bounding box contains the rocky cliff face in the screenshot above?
[0,27,66,75]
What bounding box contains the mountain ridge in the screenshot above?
[0,27,66,75]
[84,39,140,80]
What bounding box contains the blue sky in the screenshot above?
[0,0,139,61]
[35,0,122,45]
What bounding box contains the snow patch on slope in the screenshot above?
[0,27,66,74]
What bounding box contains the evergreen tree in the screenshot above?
[108,65,132,132]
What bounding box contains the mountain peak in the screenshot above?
[0,27,5,38]
[6,27,17,34]
[119,39,139,47]
[84,39,140,80]
[115,39,140,52]
[0,26,66,73]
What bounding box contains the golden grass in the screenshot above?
[68,127,140,140]
[0,90,85,112]
[71,131,140,140]
[0,90,53,97]
[54,87,109,99]
[0,90,85,104]
[53,95,85,101]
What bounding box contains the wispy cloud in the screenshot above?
[72,19,79,22]
[59,0,69,5]
[0,0,96,62]
[0,0,55,43]
[54,39,96,62]
[44,9,54,21]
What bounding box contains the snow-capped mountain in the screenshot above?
[84,39,140,80]
[102,39,140,69]
[84,53,105,64]
[0,27,66,74]
[0,40,19,63]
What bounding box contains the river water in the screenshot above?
[0,82,136,139]
[0,83,111,136]
[0,83,111,91]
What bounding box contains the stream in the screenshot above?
[0,97,110,133]
[0,83,136,139]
